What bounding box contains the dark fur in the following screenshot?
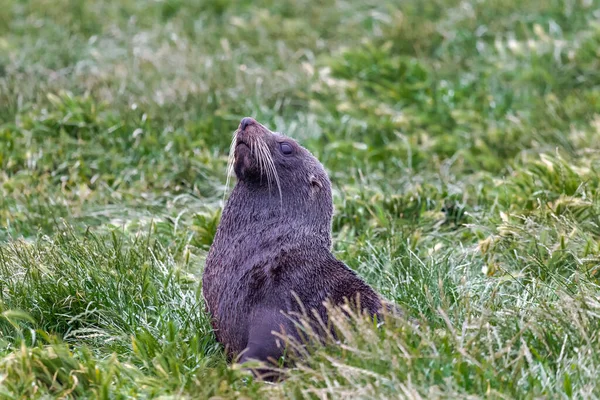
[202,118,387,372]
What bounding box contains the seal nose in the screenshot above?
[239,117,256,132]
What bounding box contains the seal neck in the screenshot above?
[218,181,333,250]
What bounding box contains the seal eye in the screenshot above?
[280,142,293,155]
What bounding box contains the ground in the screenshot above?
[1,0,600,398]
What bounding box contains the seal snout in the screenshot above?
[239,117,256,132]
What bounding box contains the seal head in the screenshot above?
[226,117,333,246]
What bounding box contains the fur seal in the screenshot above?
[202,117,393,374]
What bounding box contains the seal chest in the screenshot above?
[202,117,387,370]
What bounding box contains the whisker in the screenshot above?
[259,141,275,193]
[223,129,239,204]
[249,137,255,175]
[258,139,282,205]
[254,136,268,190]
[256,139,273,194]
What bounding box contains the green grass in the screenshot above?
[1,0,600,397]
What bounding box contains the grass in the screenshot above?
[1,0,600,397]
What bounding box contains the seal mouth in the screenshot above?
[234,139,252,161]
[235,140,250,150]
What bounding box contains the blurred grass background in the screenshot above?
[1,0,600,398]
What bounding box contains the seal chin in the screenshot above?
[233,143,256,180]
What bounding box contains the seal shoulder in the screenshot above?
[269,246,383,316]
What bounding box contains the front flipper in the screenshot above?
[238,307,297,381]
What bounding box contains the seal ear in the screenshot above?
[309,175,323,194]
